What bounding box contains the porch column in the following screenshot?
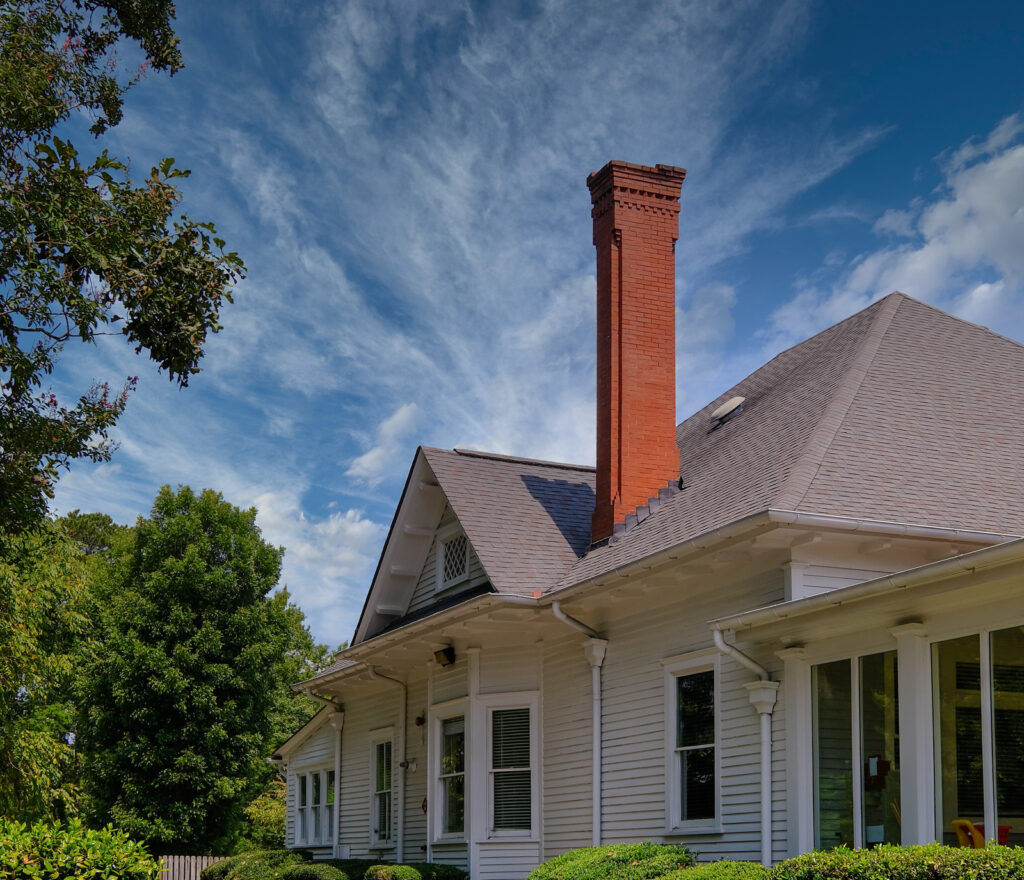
[890,623,935,844]
[777,648,813,856]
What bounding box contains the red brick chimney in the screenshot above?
[589,160,685,543]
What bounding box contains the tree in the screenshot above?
[78,486,305,854]
[0,1,244,532]
[0,521,88,821]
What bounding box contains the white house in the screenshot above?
[271,161,1024,877]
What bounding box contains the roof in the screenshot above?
[421,447,595,596]
[556,292,1024,587]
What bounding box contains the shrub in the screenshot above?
[365,867,423,880]
[200,849,306,880]
[401,864,468,880]
[528,843,694,880]
[663,863,768,880]
[0,819,161,880]
[770,844,1024,880]
[281,865,348,880]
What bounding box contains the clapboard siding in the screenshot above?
[402,671,429,863]
[407,506,488,616]
[791,565,889,600]
[433,658,469,704]
[481,644,540,694]
[599,567,784,862]
[542,634,594,859]
[478,842,542,880]
[286,723,336,848]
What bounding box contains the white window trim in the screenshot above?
[429,698,469,844]
[477,691,540,841]
[368,726,395,850]
[434,522,470,593]
[291,764,336,847]
[663,648,722,834]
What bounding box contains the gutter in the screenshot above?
[711,536,1024,634]
[552,602,607,847]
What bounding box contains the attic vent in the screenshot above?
[710,396,745,426]
[439,531,469,590]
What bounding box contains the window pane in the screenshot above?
[327,770,335,805]
[298,774,307,807]
[443,716,465,774]
[679,746,715,821]
[860,651,900,847]
[493,770,531,829]
[443,775,465,834]
[677,671,715,748]
[992,625,1024,846]
[492,709,530,769]
[813,659,853,849]
[933,635,982,845]
[376,741,392,792]
[376,791,391,840]
[312,773,321,805]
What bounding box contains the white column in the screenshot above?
[466,647,483,880]
[777,647,813,857]
[890,622,935,844]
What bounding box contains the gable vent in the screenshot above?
[441,533,469,587]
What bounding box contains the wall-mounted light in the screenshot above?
[433,646,456,667]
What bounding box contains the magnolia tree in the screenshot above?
[0,0,244,531]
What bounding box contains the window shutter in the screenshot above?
[492,708,531,829]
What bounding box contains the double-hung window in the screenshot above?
[664,650,720,832]
[370,732,393,847]
[439,715,466,836]
[486,700,538,838]
[294,769,335,846]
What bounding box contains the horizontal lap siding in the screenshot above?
[478,842,542,880]
[403,672,429,863]
[599,569,783,862]
[407,507,487,616]
[430,844,469,869]
[542,634,594,859]
[481,645,540,694]
[286,725,336,848]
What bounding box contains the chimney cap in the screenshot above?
[587,159,686,190]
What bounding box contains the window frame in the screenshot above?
[429,699,469,843]
[663,649,722,834]
[434,522,470,593]
[368,727,395,850]
[291,764,336,847]
[480,692,540,841]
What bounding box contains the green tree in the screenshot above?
[0,522,88,821]
[78,486,303,854]
[0,1,244,532]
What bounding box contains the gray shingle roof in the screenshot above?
[421,447,595,596]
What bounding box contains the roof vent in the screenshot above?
[710,396,745,425]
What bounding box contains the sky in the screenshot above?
[51,0,1024,647]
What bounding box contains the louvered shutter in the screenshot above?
[491,708,531,829]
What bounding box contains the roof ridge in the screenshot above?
[447,447,595,472]
[773,291,904,510]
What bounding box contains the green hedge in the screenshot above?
[527,843,694,880]
[669,863,768,880]
[201,852,468,880]
[770,844,1024,879]
[0,819,161,880]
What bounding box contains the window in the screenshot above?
[488,705,535,836]
[440,715,466,835]
[370,733,393,847]
[293,768,335,846]
[664,650,720,832]
[435,523,469,592]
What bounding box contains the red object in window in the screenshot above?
[975,824,1012,846]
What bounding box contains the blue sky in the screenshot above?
[52,0,1024,646]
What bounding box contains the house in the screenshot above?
[271,161,1024,876]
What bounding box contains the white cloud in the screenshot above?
[346,402,421,486]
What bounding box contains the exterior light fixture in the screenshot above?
[433,646,456,667]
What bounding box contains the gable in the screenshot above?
[406,503,488,616]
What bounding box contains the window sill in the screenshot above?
[665,821,722,836]
[431,837,467,846]
[482,835,540,843]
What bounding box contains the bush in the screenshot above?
[663,863,768,880]
[770,844,1024,880]
[528,843,694,880]
[318,861,380,879]
[281,865,348,880]
[0,819,161,880]
[200,849,306,880]
[365,867,423,880]
[401,864,468,880]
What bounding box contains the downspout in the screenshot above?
[552,602,607,846]
[712,630,779,867]
[327,711,345,856]
[366,666,407,863]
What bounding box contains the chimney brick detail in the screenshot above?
[588,161,685,543]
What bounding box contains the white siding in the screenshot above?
[599,568,785,863]
[542,634,594,859]
[788,564,889,601]
[480,645,540,694]
[407,506,488,616]
[478,842,542,880]
[433,660,469,704]
[286,722,337,850]
[402,671,430,863]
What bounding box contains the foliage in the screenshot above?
[0,818,161,879]
[199,849,305,880]
[769,844,1024,880]
[0,0,244,532]
[662,863,768,880]
[77,486,297,854]
[202,854,467,880]
[527,843,694,880]
[0,523,88,821]
[235,778,286,852]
